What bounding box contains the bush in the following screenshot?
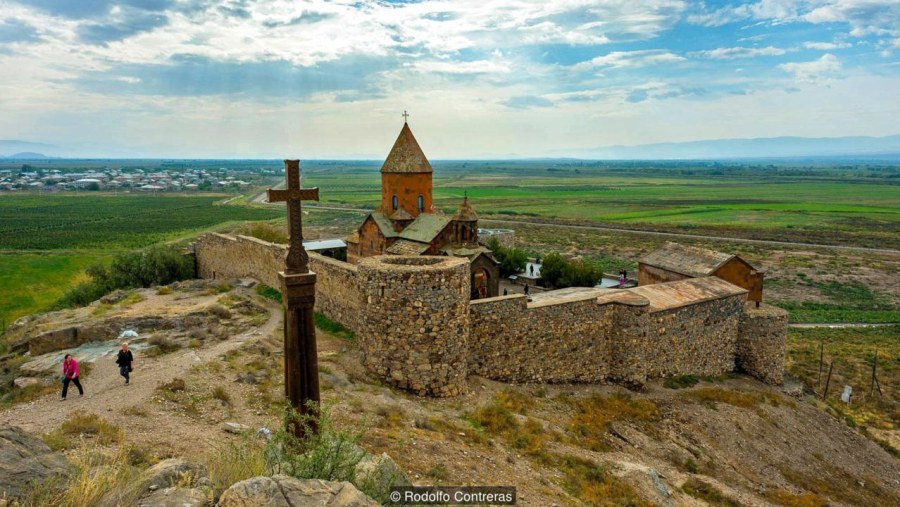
[485,237,528,277]
[540,253,602,289]
[664,375,700,389]
[265,404,380,497]
[57,245,194,308]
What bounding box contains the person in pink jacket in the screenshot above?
[61,353,84,400]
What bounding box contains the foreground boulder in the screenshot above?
[354,452,411,501]
[219,475,378,507]
[103,457,210,507]
[0,426,72,499]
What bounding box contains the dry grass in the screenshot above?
[374,405,406,429]
[682,387,788,409]
[146,335,181,356]
[775,462,900,507]
[155,286,173,295]
[766,489,829,507]
[555,454,652,507]
[18,445,143,507]
[682,478,741,507]
[568,392,660,451]
[211,386,231,406]
[43,411,122,451]
[204,435,267,501]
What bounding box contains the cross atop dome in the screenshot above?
[380,120,432,174]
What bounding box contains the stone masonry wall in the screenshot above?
[468,294,636,383]
[737,302,788,384]
[640,294,745,380]
[195,233,283,289]
[358,256,470,397]
[193,233,786,393]
[194,234,360,332]
[469,289,748,385]
[308,254,360,334]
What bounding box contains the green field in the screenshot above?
[1,160,898,326]
[302,161,900,249]
[0,193,281,324]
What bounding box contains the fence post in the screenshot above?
[823,362,834,400]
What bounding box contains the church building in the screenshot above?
[346,120,500,298]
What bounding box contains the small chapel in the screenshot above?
[346,119,500,298]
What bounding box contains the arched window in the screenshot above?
[392,195,398,210]
[417,195,424,212]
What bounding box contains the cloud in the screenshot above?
[0,18,41,44]
[74,53,386,99]
[411,60,509,74]
[779,53,842,82]
[690,46,787,59]
[574,50,685,70]
[78,11,169,45]
[12,0,173,20]
[803,40,852,50]
[501,95,553,109]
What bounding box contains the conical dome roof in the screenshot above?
[454,195,478,221]
[380,122,433,174]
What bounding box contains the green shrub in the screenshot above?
[485,237,528,277]
[664,375,700,389]
[57,245,194,308]
[266,404,365,486]
[540,253,602,289]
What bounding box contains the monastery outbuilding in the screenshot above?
[639,242,764,303]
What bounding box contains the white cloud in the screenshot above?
[574,50,685,70]
[690,46,787,59]
[779,53,842,82]
[803,40,852,50]
[411,60,510,74]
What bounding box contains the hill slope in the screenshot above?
[1,283,897,506]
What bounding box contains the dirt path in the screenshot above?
[0,300,283,441]
[271,204,899,255]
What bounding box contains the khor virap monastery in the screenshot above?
[194,122,787,398]
[346,121,500,298]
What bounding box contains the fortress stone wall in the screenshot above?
[358,256,470,397]
[193,233,787,396]
[194,234,361,333]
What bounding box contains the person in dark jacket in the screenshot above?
[61,353,84,400]
[116,342,134,385]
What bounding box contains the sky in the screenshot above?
[0,0,899,158]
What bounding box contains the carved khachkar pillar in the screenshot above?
[267,160,320,437]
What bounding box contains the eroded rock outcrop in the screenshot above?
[0,426,73,499]
[218,475,379,507]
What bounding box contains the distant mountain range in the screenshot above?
[3,135,900,160]
[570,135,900,160]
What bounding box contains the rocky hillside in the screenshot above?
[0,281,897,506]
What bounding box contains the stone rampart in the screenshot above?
[195,233,284,289]
[194,234,360,332]
[357,256,470,397]
[308,254,360,334]
[468,291,648,383]
[193,234,787,393]
[737,303,787,384]
[640,294,744,380]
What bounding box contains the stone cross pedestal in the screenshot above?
[267,159,320,437]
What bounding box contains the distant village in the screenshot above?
[0,165,267,192]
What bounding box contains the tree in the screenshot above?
[486,237,527,277]
[539,253,602,289]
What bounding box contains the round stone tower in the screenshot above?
[357,256,470,397]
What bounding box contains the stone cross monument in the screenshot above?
[267,159,320,437]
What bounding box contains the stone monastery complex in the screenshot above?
[194,122,787,398]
